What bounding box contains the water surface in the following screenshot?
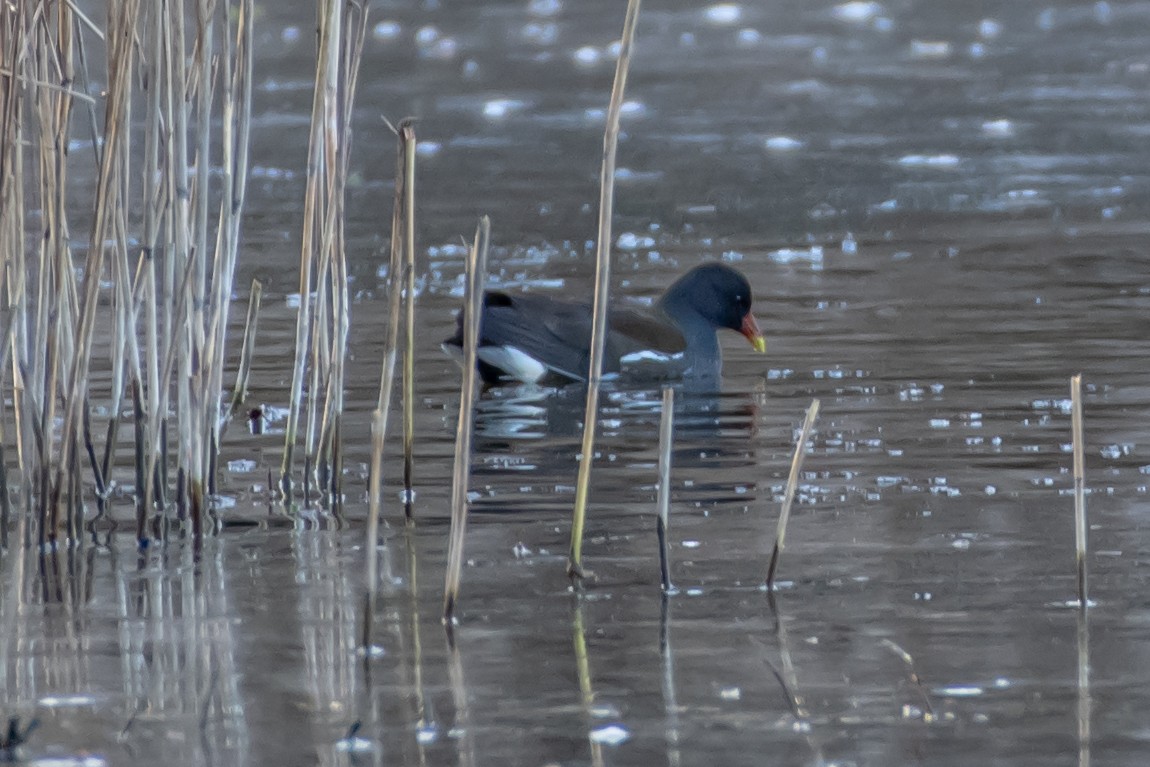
[4,1,1150,765]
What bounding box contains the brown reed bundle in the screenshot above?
[281,0,369,506]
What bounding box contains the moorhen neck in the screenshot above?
[444,262,765,385]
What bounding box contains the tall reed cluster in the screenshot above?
[0,0,259,545]
[279,2,370,507]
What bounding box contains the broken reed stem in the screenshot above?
[766,399,820,590]
[443,216,490,624]
[220,279,263,443]
[880,639,935,721]
[1071,374,1087,608]
[399,120,417,522]
[656,386,675,594]
[363,408,385,649]
[568,0,642,580]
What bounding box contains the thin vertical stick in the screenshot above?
[766,399,820,590]
[399,120,417,522]
[362,408,385,649]
[444,217,490,624]
[655,386,675,594]
[568,0,642,580]
[1071,374,1088,609]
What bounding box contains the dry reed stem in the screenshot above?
[363,408,385,649]
[219,278,262,443]
[568,0,642,580]
[52,0,140,536]
[281,0,342,502]
[371,119,416,524]
[656,386,675,594]
[443,217,490,624]
[399,121,417,522]
[1071,373,1087,608]
[880,639,935,721]
[766,399,820,589]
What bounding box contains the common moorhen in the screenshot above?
[444,262,765,384]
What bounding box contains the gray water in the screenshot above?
[4,1,1150,765]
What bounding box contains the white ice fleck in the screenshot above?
[898,153,961,168]
[616,232,656,250]
[372,21,402,41]
[981,119,1014,138]
[936,685,984,696]
[483,99,524,119]
[768,245,824,268]
[765,135,804,151]
[910,40,952,59]
[832,1,882,23]
[573,45,601,66]
[737,28,762,46]
[979,18,1002,39]
[703,4,742,25]
[589,724,631,746]
[528,0,563,17]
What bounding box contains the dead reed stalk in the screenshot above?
[568,0,642,580]
[363,408,385,649]
[766,399,820,590]
[281,0,368,506]
[655,386,675,593]
[397,121,418,522]
[1070,374,1087,608]
[443,217,490,625]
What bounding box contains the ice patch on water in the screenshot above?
[573,45,601,66]
[703,4,742,25]
[40,695,98,707]
[528,0,562,17]
[765,135,803,151]
[898,153,961,168]
[910,40,952,59]
[936,685,984,697]
[979,18,1002,38]
[768,245,823,268]
[483,99,525,119]
[590,724,631,746]
[336,736,379,754]
[981,119,1014,138]
[832,1,882,23]
[522,22,558,45]
[373,20,401,41]
[737,28,762,46]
